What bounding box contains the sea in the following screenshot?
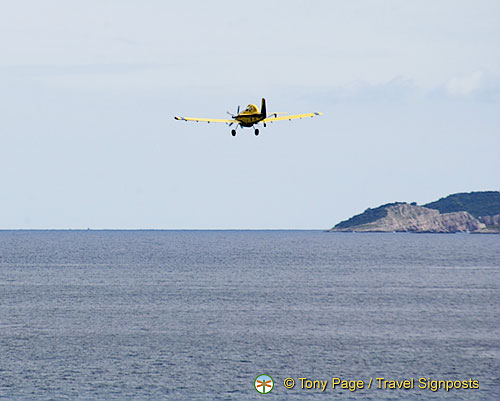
[0,230,499,400]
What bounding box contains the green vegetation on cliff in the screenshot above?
[423,191,500,218]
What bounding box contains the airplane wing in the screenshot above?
[174,116,235,123]
[263,112,322,122]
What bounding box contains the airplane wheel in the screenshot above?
[231,130,236,136]
[254,129,259,136]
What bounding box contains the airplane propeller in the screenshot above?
[226,105,241,118]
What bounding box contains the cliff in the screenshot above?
[330,191,500,234]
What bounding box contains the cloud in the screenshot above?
[310,71,500,104]
[446,71,483,96]
[306,77,422,104]
[439,70,500,102]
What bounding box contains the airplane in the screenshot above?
[174,98,322,136]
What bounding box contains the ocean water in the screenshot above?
[0,230,499,400]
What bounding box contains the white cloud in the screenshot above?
[446,71,483,96]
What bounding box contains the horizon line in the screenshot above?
[0,228,328,231]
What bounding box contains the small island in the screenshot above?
[330,191,500,234]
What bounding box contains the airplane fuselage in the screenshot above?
[235,113,265,127]
[233,102,266,127]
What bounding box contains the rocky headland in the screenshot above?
[330,191,500,234]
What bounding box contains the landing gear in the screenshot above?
[231,129,236,136]
[254,128,259,136]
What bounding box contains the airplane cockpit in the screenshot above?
[241,104,258,114]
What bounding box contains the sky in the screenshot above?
[1,0,499,229]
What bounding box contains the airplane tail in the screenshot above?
[261,98,267,118]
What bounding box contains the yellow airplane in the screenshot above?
[174,98,322,136]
